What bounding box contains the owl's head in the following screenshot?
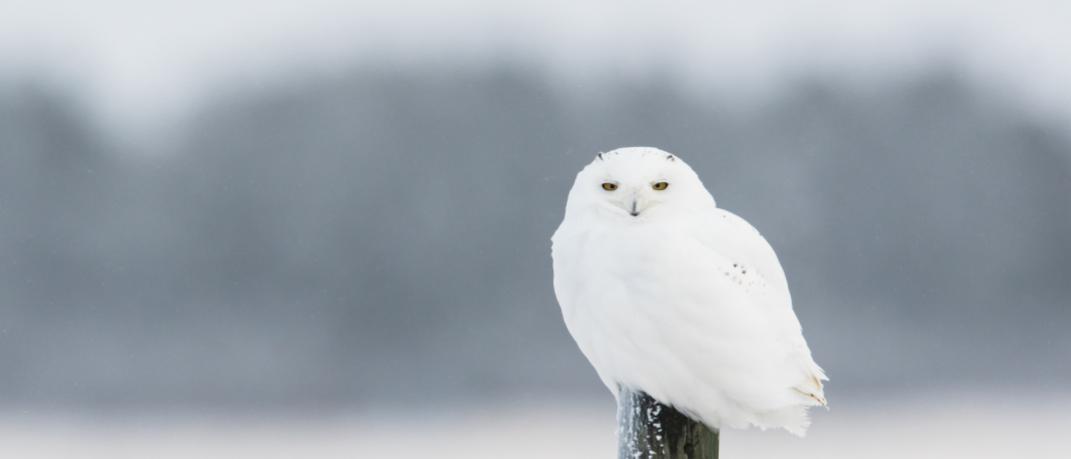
[565,147,716,221]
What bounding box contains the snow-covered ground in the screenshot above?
[2,394,1067,458]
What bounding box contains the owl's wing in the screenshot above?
[693,208,828,406]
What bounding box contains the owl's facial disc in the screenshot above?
[573,147,715,222]
[600,180,668,217]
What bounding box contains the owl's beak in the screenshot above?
[629,199,640,217]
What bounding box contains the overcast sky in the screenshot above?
[2,0,1069,134]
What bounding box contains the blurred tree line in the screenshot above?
[0,65,1068,410]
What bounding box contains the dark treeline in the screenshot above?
[1,65,1069,410]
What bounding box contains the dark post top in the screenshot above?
[618,388,720,459]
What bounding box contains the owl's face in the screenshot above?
[569,147,715,221]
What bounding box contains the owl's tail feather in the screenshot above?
[795,365,829,407]
[794,386,827,407]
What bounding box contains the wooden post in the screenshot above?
[618,389,719,459]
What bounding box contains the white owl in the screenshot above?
[552,147,827,436]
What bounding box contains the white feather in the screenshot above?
[552,147,827,436]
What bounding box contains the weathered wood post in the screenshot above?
[618,389,719,459]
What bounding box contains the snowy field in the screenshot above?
[2,394,1068,458]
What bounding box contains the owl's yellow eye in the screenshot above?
[601,182,618,191]
[652,181,669,191]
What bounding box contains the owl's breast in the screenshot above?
[578,224,733,305]
[556,222,748,342]
[555,223,744,397]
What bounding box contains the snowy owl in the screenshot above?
[551,147,827,436]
